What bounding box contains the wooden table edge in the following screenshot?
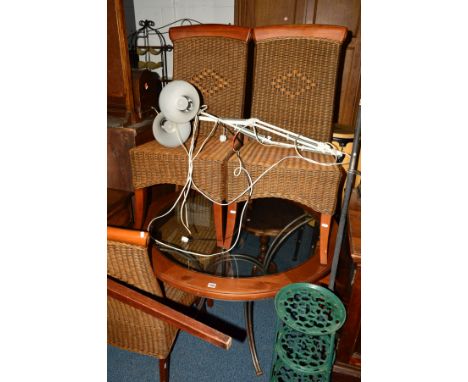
[152,221,338,300]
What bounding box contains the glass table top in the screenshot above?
[148,191,321,279]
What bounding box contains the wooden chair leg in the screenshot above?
[159,357,169,382]
[213,203,224,248]
[133,188,148,230]
[223,202,238,249]
[319,214,332,265]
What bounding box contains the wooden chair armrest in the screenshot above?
[107,278,232,350]
[107,226,149,247]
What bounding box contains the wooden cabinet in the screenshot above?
[107,117,154,192]
[107,0,160,192]
[235,0,361,130]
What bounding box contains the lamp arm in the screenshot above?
[199,111,343,157]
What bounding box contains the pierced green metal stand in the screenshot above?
[270,283,346,382]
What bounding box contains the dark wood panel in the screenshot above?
[107,189,133,227]
[234,0,255,27]
[336,35,361,127]
[107,0,135,123]
[311,0,361,127]
[254,0,298,25]
[107,126,136,192]
[107,119,154,192]
[235,0,308,27]
[314,0,360,37]
[131,69,162,121]
[294,0,309,24]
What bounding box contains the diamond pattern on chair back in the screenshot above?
[170,25,251,135]
[251,26,346,142]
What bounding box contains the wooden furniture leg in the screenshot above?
[223,202,238,249]
[336,263,361,364]
[133,188,148,230]
[159,358,169,382]
[258,235,269,262]
[210,203,227,308]
[209,204,225,307]
[206,299,214,308]
[213,203,224,248]
[255,235,277,274]
[319,214,332,265]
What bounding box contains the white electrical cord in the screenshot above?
[148,107,349,259]
[147,116,253,258]
[151,153,253,258]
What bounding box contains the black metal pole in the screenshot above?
[328,104,361,291]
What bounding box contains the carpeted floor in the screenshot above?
[108,225,318,382]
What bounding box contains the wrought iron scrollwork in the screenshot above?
[128,19,173,83]
[128,18,202,85]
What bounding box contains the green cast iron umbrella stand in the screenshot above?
[270,283,346,381]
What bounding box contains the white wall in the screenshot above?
[129,0,234,79]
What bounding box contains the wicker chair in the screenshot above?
[107,226,231,381]
[129,25,251,248]
[224,25,348,265]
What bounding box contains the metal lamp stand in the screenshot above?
[328,103,361,291]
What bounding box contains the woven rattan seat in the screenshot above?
[227,144,341,214]
[130,25,251,232]
[225,25,348,264]
[130,136,234,203]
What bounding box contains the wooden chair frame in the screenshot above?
[107,226,231,382]
[108,278,231,350]
[223,24,348,265]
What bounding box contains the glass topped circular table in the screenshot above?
[147,192,338,375]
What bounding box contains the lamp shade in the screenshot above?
[152,112,191,147]
[158,80,201,123]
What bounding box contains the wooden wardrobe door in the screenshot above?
[311,0,361,129]
[235,0,309,26]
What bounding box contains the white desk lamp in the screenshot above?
[153,80,344,159]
